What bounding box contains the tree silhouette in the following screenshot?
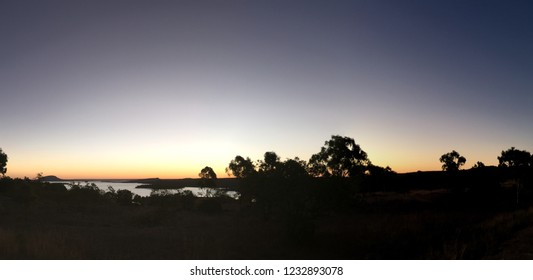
[472,161,485,169]
[199,166,217,180]
[497,148,532,206]
[226,156,256,178]
[116,189,134,205]
[0,148,7,176]
[199,166,217,188]
[308,135,369,177]
[307,153,329,177]
[280,157,308,179]
[498,147,532,167]
[258,152,281,174]
[439,150,466,171]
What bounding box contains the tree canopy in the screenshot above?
[439,150,466,172]
[258,152,281,174]
[279,157,308,179]
[226,156,256,178]
[199,166,217,180]
[498,147,532,167]
[198,166,217,188]
[308,135,370,177]
[0,148,7,176]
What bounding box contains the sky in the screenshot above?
[1,0,532,179]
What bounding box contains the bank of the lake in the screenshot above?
[51,180,239,198]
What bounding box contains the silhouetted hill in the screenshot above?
[41,175,62,181]
[125,178,161,184]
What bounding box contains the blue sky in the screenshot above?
[1,0,532,178]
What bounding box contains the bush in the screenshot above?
[116,189,134,205]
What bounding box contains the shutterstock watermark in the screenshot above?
[190,265,275,276]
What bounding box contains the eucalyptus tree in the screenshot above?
[308,135,370,177]
[498,147,532,167]
[0,148,7,176]
[199,166,217,186]
[439,150,466,172]
[258,151,281,174]
[199,166,218,196]
[226,156,256,178]
[498,147,532,205]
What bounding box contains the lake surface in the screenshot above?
[55,181,152,197]
[54,181,238,198]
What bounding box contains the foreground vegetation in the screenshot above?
[1,136,532,259]
[0,169,532,259]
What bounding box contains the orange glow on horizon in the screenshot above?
[6,163,233,180]
[7,163,446,180]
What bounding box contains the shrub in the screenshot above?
[116,189,134,205]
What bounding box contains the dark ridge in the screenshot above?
[41,175,62,181]
[124,178,161,184]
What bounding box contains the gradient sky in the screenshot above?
[1,0,532,179]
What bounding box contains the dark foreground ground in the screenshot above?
[1,178,532,259]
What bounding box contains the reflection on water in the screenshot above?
[183,187,239,199]
[54,181,239,198]
[58,181,152,197]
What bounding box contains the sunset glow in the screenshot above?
[1,1,532,179]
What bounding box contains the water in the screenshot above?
[53,181,239,198]
[56,181,152,197]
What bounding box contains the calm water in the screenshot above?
[54,181,238,198]
[56,181,152,197]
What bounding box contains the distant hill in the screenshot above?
[125,178,161,184]
[41,175,62,181]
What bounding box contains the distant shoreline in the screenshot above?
[43,176,241,190]
[41,170,482,183]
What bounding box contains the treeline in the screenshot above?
[1,135,532,211]
[1,138,533,259]
[180,136,528,228]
